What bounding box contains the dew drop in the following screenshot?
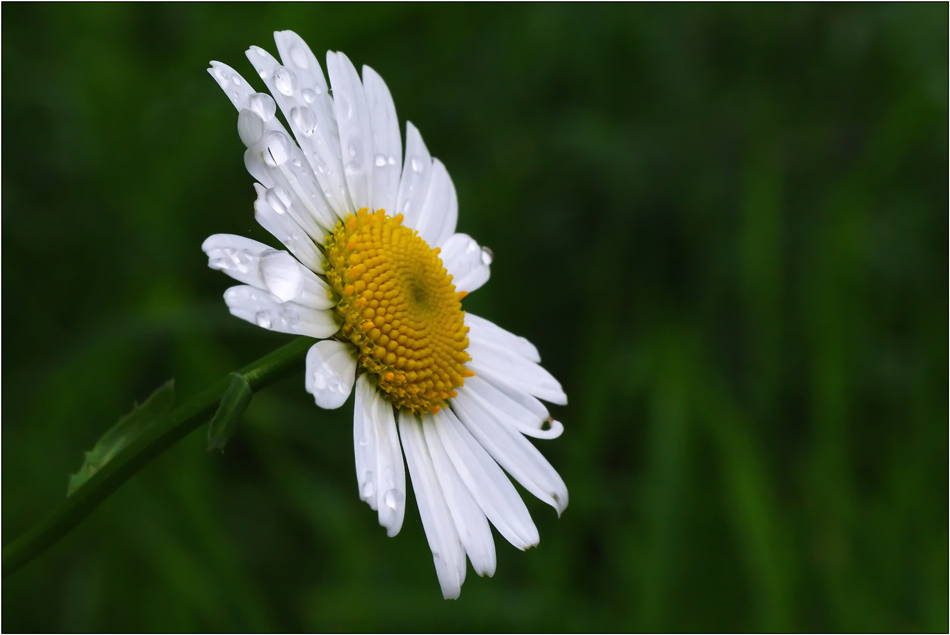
[237,108,265,147]
[375,154,387,167]
[274,66,297,96]
[290,105,317,137]
[302,88,317,104]
[410,157,424,173]
[388,155,397,166]
[312,371,327,391]
[232,75,242,86]
[213,66,228,83]
[262,132,290,167]
[383,489,403,511]
[248,92,277,122]
[480,246,494,266]
[280,308,299,326]
[289,45,310,69]
[256,311,273,329]
[362,474,375,499]
[345,160,362,175]
[252,46,267,58]
[265,187,289,215]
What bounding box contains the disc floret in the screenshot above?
[325,209,473,414]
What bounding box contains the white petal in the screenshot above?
[252,182,325,274]
[260,250,334,309]
[201,234,271,289]
[415,159,458,249]
[244,131,337,234]
[395,122,433,231]
[432,409,539,550]
[363,65,402,216]
[421,414,497,577]
[223,285,340,339]
[398,411,466,599]
[468,340,567,406]
[246,39,351,218]
[208,59,339,233]
[467,375,564,440]
[452,384,569,515]
[207,62,283,129]
[354,374,380,508]
[372,393,406,537]
[272,31,350,217]
[327,51,374,212]
[465,313,540,363]
[305,340,356,410]
[439,233,491,294]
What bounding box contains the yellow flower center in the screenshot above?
[325,209,473,414]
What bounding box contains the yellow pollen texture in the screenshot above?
[325,209,473,414]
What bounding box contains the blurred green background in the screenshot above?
[2,4,947,632]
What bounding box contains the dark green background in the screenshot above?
[3,4,947,632]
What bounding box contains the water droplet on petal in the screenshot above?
[411,157,424,173]
[290,105,317,137]
[274,66,297,96]
[248,92,277,122]
[262,132,291,167]
[252,46,267,58]
[383,489,403,510]
[480,246,494,265]
[237,109,265,147]
[302,88,317,104]
[312,371,327,391]
[289,46,310,69]
[362,474,375,499]
[345,161,362,175]
[256,311,273,329]
[265,187,290,215]
[280,308,299,326]
[388,155,397,166]
[375,154,387,167]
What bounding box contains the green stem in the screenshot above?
[2,336,314,578]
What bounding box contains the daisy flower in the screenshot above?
[203,30,568,599]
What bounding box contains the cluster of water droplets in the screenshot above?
[209,247,253,276]
[310,359,349,395]
[212,64,244,103]
[254,307,300,330]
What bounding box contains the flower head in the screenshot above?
[204,30,567,599]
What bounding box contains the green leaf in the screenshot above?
[67,380,175,496]
[206,373,253,452]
